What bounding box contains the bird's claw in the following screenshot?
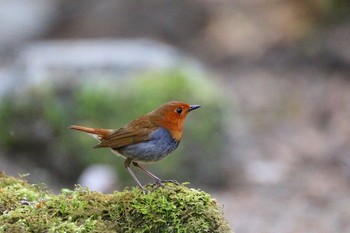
[141,188,149,194]
[149,179,180,191]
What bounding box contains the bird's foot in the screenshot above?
[139,186,149,194]
[150,179,180,191]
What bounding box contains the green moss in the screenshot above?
[0,172,232,233]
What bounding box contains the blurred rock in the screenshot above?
[246,159,287,185]
[78,164,118,193]
[0,0,58,47]
[2,39,203,97]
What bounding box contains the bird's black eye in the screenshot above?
[176,107,182,114]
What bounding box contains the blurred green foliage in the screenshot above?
[0,69,229,188]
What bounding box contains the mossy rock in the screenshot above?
[0,172,232,232]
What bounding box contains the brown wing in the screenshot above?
[94,115,158,149]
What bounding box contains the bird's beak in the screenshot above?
[188,105,201,112]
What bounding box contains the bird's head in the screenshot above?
[150,101,201,141]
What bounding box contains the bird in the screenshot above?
[70,101,201,191]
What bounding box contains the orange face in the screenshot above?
[150,101,201,141]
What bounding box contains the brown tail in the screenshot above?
[69,125,112,140]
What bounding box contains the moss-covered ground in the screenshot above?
[0,172,232,232]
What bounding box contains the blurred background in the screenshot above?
[0,0,349,232]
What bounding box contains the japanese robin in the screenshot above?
[70,101,201,191]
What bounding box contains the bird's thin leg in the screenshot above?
[132,162,179,189]
[132,162,161,181]
[124,158,145,192]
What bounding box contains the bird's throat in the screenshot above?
[170,130,182,142]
